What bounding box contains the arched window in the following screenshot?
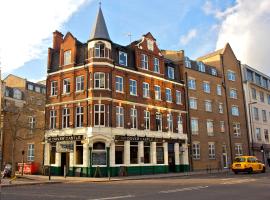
[92,142,106,166]
[94,42,105,58]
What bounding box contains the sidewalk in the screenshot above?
[1,169,230,188]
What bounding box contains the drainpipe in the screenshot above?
[220,55,233,166]
[239,62,251,155]
[184,72,193,171]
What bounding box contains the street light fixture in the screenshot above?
[248,101,257,156]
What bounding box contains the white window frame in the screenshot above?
[94,104,105,127]
[188,78,196,90]
[235,144,243,156]
[94,72,105,89]
[220,121,225,132]
[207,120,214,136]
[154,85,161,100]
[233,122,241,137]
[217,85,222,96]
[63,78,71,94]
[76,76,84,91]
[141,54,148,70]
[230,88,237,99]
[185,57,191,68]
[50,110,57,129]
[165,88,172,102]
[129,79,137,96]
[27,144,35,162]
[115,76,124,93]
[219,103,224,114]
[154,57,160,73]
[75,106,84,128]
[130,108,137,129]
[231,106,239,116]
[192,142,200,160]
[227,70,236,81]
[176,90,182,105]
[167,113,173,132]
[144,110,150,130]
[189,97,198,110]
[143,82,150,98]
[62,108,70,128]
[51,81,58,96]
[197,61,205,72]
[156,113,162,131]
[28,116,36,130]
[116,106,124,128]
[94,42,105,58]
[64,50,71,65]
[167,66,175,79]
[205,100,212,112]
[191,118,199,135]
[203,81,210,93]
[208,143,216,159]
[119,51,127,66]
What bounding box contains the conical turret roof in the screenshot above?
[89,7,111,42]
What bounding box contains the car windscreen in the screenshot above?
[234,157,246,162]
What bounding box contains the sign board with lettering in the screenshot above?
[114,135,185,143]
[92,152,107,166]
[47,135,83,143]
[56,141,74,153]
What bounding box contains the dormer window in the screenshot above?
[141,54,148,70]
[197,61,205,72]
[64,50,71,65]
[211,68,217,76]
[13,89,22,100]
[167,66,175,79]
[119,51,127,66]
[185,57,191,68]
[95,42,105,58]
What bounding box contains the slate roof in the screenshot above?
[89,7,111,41]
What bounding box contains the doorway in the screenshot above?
[61,152,69,176]
[168,143,175,172]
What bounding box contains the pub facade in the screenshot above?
[44,7,189,177]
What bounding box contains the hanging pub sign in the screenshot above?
[56,141,74,153]
[114,135,185,143]
[47,135,84,143]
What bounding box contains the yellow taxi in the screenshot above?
[232,156,266,174]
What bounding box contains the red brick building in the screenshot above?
[44,7,189,177]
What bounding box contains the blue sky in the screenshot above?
[1,0,270,81]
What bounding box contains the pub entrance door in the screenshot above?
[168,143,176,172]
[61,152,69,176]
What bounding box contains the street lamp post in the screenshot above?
[248,102,257,156]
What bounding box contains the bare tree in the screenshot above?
[2,97,45,177]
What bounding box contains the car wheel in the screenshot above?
[248,168,253,174]
[262,167,266,173]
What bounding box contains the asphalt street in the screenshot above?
[2,172,270,200]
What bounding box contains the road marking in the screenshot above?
[89,195,135,200]
[159,186,209,194]
[221,179,256,185]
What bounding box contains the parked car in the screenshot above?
[232,156,265,174]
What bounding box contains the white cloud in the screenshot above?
[0,0,91,73]
[180,29,197,45]
[215,0,270,75]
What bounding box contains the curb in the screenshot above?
[2,171,232,187]
[1,181,63,188]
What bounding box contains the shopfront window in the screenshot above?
[144,142,150,164]
[130,142,138,164]
[50,143,56,164]
[76,141,83,165]
[92,142,106,166]
[156,143,164,164]
[115,141,124,164]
